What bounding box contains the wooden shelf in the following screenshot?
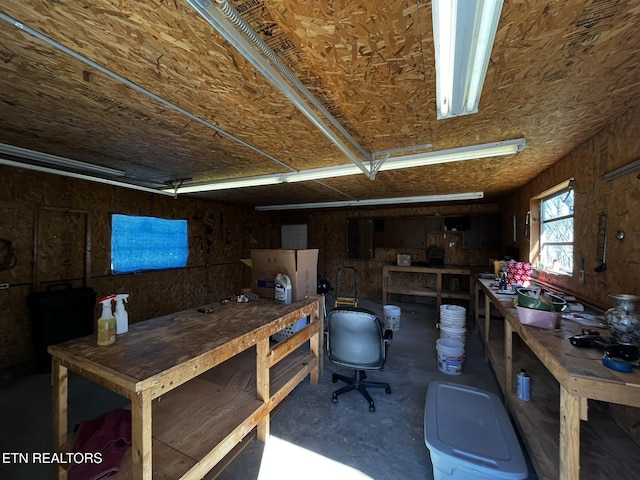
[385,285,437,297]
[476,278,640,479]
[382,265,472,312]
[50,296,325,480]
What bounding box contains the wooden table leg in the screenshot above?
[256,338,270,442]
[560,386,581,480]
[474,282,480,325]
[52,358,68,480]
[505,320,513,396]
[310,301,324,383]
[484,293,491,347]
[131,390,152,480]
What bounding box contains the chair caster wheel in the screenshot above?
[369,404,376,412]
[385,387,392,394]
[332,394,338,404]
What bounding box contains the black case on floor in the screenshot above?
[27,285,96,373]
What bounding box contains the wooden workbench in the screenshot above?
[475,278,640,480]
[382,265,472,311]
[48,295,324,480]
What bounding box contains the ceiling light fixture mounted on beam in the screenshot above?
[0,143,125,176]
[432,0,505,119]
[255,192,485,211]
[163,138,525,194]
[0,158,173,196]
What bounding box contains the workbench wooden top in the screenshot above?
[477,278,640,403]
[48,296,322,393]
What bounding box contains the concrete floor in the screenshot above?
[0,299,538,479]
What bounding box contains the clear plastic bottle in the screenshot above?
[97,295,116,346]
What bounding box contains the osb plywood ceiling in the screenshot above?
[1,0,640,207]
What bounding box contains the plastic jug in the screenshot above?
[274,273,292,305]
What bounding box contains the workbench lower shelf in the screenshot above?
[505,340,640,480]
[99,345,316,479]
[475,279,640,480]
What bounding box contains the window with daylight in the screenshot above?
[538,185,574,274]
[111,214,189,274]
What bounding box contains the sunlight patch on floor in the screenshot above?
[257,435,373,480]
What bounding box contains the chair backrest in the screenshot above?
[327,308,386,370]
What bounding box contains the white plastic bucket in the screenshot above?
[436,338,465,375]
[439,304,467,328]
[439,325,466,344]
[383,305,401,330]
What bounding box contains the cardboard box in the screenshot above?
[251,249,319,301]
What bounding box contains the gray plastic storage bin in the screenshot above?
[424,381,528,480]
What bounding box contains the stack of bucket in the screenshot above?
[436,305,466,375]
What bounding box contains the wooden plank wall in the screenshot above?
[503,106,640,446]
[284,203,501,303]
[504,107,640,310]
[0,167,280,378]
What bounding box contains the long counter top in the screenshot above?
[475,278,640,480]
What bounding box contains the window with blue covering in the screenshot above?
[111,214,189,273]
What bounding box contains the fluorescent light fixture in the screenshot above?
[167,139,525,193]
[0,158,173,196]
[168,174,283,193]
[601,159,640,181]
[432,0,504,119]
[256,192,484,211]
[0,143,125,176]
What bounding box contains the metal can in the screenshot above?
[517,369,530,401]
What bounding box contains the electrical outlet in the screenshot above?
[578,270,585,284]
[0,283,9,290]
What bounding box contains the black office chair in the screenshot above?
[326,308,392,412]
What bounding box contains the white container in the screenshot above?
[439,325,466,344]
[515,305,560,329]
[274,273,292,305]
[383,305,401,330]
[440,304,467,328]
[424,382,528,480]
[436,338,465,375]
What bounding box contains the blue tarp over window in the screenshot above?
[111,214,188,273]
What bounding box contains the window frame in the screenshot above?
[529,178,575,276]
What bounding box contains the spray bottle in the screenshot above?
[114,294,129,334]
[97,295,116,346]
[274,273,292,305]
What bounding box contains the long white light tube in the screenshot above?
[255,192,485,211]
[0,159,174,196]
[0,143,125,176]
[164,138,525,193]
[432,0,504,119]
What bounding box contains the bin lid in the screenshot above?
[424,381,528,479]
